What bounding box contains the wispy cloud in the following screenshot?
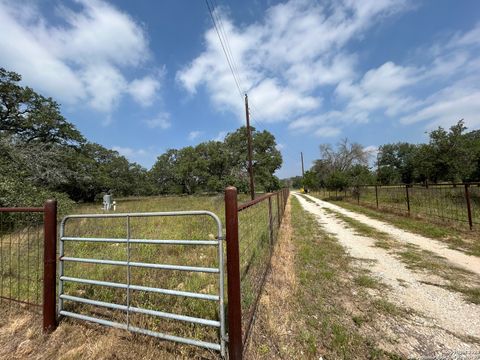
[145,112,171,130]
[188,130,204,141]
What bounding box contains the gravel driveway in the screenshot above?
[295,193,480,358]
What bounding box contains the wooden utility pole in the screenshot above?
[245,94,255,200]
[301,152,306,192]
[301,152,305,178]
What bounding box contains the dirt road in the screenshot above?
[295,193,480,358]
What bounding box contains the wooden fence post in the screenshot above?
[465,184,473,230]
[375,185,379,208]
[405,185,411,216]
[43,199,57,333]
[224,187,243,360]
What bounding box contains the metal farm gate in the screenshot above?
[58,211,226,356]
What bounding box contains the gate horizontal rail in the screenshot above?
[59,210,225,356]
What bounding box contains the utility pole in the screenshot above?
[301,152,306,193]
[245,94,255,200]
[301,152,305,178]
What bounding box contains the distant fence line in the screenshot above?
[318,183,479,230]
[225,187,289,360]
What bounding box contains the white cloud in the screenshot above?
[128,75,161,107]
[179,1,480,136]
[177,0,409,124]
[314,126,341,138]
[400,87,480,129]
[188,131,203,141]
[0,0,162,114]
[145,112,171,130]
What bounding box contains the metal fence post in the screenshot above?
[43,199,57,333]
[405,185,411,216]
[268,196,274,246]
[276,192,280,227]
[224,187,243,360]
[465,184,473,230]
[375,185,379,208]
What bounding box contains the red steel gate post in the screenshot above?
[43,199,57,333]
[465,184,473,230]
[224,187,243,360]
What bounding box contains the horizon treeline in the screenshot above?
[0,68,282,207]
[284,121,480,191]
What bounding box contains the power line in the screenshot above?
[205,0,289,150]
[205,0,244,100]
[211,0,245,93]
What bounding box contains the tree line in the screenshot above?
[0,68,282,208]
[284,121,480,191]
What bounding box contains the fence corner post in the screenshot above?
[224,187,243,360]
[464,184,473,230]
[43,199,57,333]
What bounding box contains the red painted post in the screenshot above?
[224,187,243,360]
[43,199,57,333]
[465,184,473,230]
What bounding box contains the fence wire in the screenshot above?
[236,189,288,346]
[322,183,479,229]
[0,211,44,310]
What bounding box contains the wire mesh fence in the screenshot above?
[0,209,44,310]
[320,183,479,229]
[232,188,289,349]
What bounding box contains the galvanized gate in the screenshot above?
[58,211,226,356]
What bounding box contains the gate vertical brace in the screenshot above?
[405,185,411,216]
[465,184,473,230]
[224,187,243,360]
[126,215,131,330]
[43,199,57,333]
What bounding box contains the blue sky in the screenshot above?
[1,0,480,178]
